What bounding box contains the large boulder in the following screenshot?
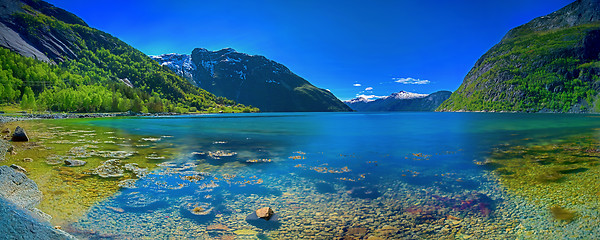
[0,197,75,240]
[11,126,29,142]
[0,165,41,210]
[0,165,76,239]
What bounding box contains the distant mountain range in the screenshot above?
[344,91,451,111]
[438,0,600,113]
[152,49,352,112]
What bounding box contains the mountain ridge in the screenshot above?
[0,0,254,113]
[438,0,600,113]
[345,90,451,112]
[153,48,352,112]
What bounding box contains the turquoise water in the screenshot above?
[58,113,600,239]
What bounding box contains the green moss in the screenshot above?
[550,206,577,222]
[484,134,600,210]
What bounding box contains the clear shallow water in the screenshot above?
[6,112,600,239]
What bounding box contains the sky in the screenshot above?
[46,0,574,101]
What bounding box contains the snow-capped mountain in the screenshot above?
[152,48,351,112]
[344,91,452,112]
[386,91,428,100]
[345,96,376,104]
[151,53,198,86]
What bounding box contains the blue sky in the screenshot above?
[47,0,573,100]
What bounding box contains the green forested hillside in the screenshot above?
[0,0,258,113]
[437,0,600,113]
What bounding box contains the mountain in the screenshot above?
[152,49,352,112]
[438,0,600,113]
[0,0,254,113]
[345,91,451,112]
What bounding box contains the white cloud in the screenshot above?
[353,83,362,87]
[393,77,430,85]
[365,87,373,91]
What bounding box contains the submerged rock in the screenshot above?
[123,163,148,178]
[9,164,27,174]
[348,186,380,199]
[255,207,274,219]
[64,159,87,167]
[11,126,28,142]
[246,208,280,230]
[550,205,577,222]
[92,159,124,178]
[208,150,237,159]
[183,202,213,216]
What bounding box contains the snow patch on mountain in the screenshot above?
[385,91,428,100]
[151,53,199,86]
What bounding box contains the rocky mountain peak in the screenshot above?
[504,0,600,40]
[387,91,428,100]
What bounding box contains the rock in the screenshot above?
[92,159,124,178]
[0,198,75,240]
[22,158,33,162]
[106,206,125,213]
[123,163,148,178]
[11,126,29,142]
[64,159,86,167]
[256,207,274,219]
[0,165,40,209]
[348,186,380,199]
[9,164,27,173]
[246,210,281,230]
[0,139,10,161]
[206,223,229,231]
[234,229,258,235]
[1,128,10,134]
[375,225,399,237]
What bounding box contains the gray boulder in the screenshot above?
[0,165,41,209]
[0,165,76,239]
[11,126,29,142]
[0,197,75,240]
[64,159,86,167]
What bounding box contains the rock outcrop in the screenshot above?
[0,165,75,239]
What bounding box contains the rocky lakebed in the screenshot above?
[1,114,600,239]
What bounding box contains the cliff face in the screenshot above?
[438,0,600,112]
[154,48,352,112]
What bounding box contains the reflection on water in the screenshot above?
[3,112,600,239]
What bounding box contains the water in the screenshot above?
[4,112,600,239]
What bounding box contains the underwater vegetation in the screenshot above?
[480,134,600,222]
[0,119,177,225]
[549,206,577,222]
